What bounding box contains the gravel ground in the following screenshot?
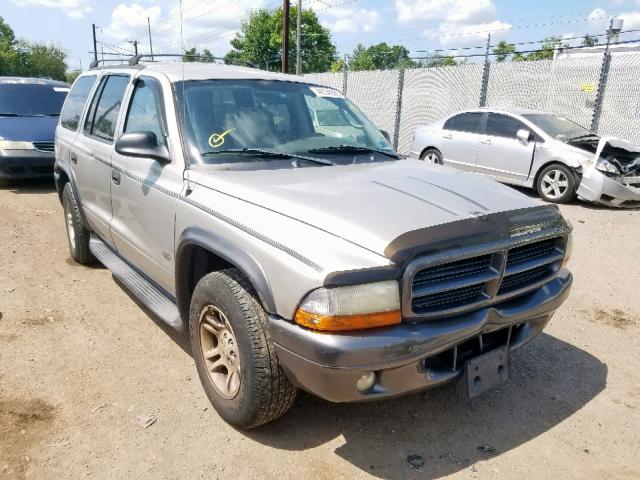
[1,180,639,480]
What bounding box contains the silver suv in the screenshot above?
[54,58,573,428]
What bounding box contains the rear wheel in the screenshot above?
[536,164,576,204]
[189,269,297,429]
[62,183,95,264]
[420,148,443,165]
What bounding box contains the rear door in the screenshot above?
[109,76,181,293]
[439,112,484,172]
[71,74,130,245]
[475,113,535,184]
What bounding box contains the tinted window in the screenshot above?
[444,113,483,133]
[60,76,96,131]
[124,78,165,145]
[85,75,129,142]
[0,83,68,116]
[485,113,526,139]
[522,113,590,141]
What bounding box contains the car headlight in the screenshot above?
[595,158,620,176]
[0,140,35,150]
[295,280,401,331]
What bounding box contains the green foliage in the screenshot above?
[493,40,517,62]
[347,42,418,71]
[420,54,458,67]
[183,47,214,63]
[330,57,346,73]
[0,16,68,81]
[582,34,598,47]
[225,6,336,73]
[65,70,81,84]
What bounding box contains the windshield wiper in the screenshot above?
[0,113,21,117]
[568,133,599,142]
[307,145,400,159]
[32,113,60,117]
[201,148,333,166]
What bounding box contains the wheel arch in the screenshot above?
[533,159,581,190]
[419,146,442,159]
[55,163,90,228]
[175,227,277,322]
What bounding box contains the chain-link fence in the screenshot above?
[304,51,640,154]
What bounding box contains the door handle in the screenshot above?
[70,152,78,164]
[481,139,492,145]
[442,133,453,140]
[111,170,121,185]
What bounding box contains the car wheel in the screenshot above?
[62,183,95,265]
[189,269,297,429]
[420,148,443,165]
[536,164,576,204]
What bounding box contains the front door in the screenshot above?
[475,113,535,184]
[109,76,181,294]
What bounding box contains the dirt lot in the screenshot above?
[1,180,639,480]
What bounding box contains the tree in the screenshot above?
[348,42,417,71]
[493,40,516,62]
[329,57,345,72]
[422,54,457,67]
[183,47,214,63]
[521,36,561,61]
[225,6,336,74]
[582,34,598,47]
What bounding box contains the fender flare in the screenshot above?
[175,227,277,318]
[54,162,90,229]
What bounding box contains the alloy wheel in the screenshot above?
[540,169,569,200]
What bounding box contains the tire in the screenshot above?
[535,164,577,204]
[420,147,443,165]
[62,183,95,265]
[189,269,297,429]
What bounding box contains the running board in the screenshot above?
[89,235,185,332]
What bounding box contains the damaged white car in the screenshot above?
[410,108,640,207]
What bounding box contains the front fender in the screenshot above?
[175,227,277,319]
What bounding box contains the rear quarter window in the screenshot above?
[60,76,97,131]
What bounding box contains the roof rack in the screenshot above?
[88,58,132,69]
[127,54,257,69]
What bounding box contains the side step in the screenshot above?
[89,235,186,332]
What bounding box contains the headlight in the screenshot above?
[0,140,35,150]
[295,280,401,331]
[595,158,620,176]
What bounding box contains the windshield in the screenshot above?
[176,80,395,167]
[522,113,593,141]
[0,83,69,116]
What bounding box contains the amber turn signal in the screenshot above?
[295,309,401,331]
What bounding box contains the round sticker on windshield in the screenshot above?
[208,128,235,148]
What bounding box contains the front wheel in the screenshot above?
[62,183,95,264]
[420,148,443,165]
[536,164,577,204]
[189,269,297,429]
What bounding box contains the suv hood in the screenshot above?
[192,159,540,256]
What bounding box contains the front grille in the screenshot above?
[32,142,54,152]
[406,236,565,319]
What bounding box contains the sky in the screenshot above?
[2,0,640,70]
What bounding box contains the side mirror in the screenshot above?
[380,130,391,142]
[115,131,171,163]
[516,129,531,144]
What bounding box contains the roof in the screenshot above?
[465,106,547,116]
[89,62,311,84]
[0,76,69,87]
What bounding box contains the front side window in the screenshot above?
[61,75,97,131]
[175,80,395,168]
[84,75,130,142]
[485,113,527,139]
[124,77,166,145]
[0,82,68,117]
[444,112,483,134]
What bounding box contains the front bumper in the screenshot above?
[0,149,55,180]
[577,168,640,208]
[271,270,572,402]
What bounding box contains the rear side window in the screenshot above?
[444,113,483,133]
[485,113,526,139]
[60,76,96,131]
[124,77,166,146]
[84,75,130,142]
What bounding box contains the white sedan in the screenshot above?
[410,107,640,207]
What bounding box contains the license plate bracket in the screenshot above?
[464,346,510,399]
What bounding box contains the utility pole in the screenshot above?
[591,17,623,132]
[147,17,154,61]
[127,40,139,55]
[92,24,98,62]
[479,33,491,107]
[296,0,302,75]
[282,0,290,73]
